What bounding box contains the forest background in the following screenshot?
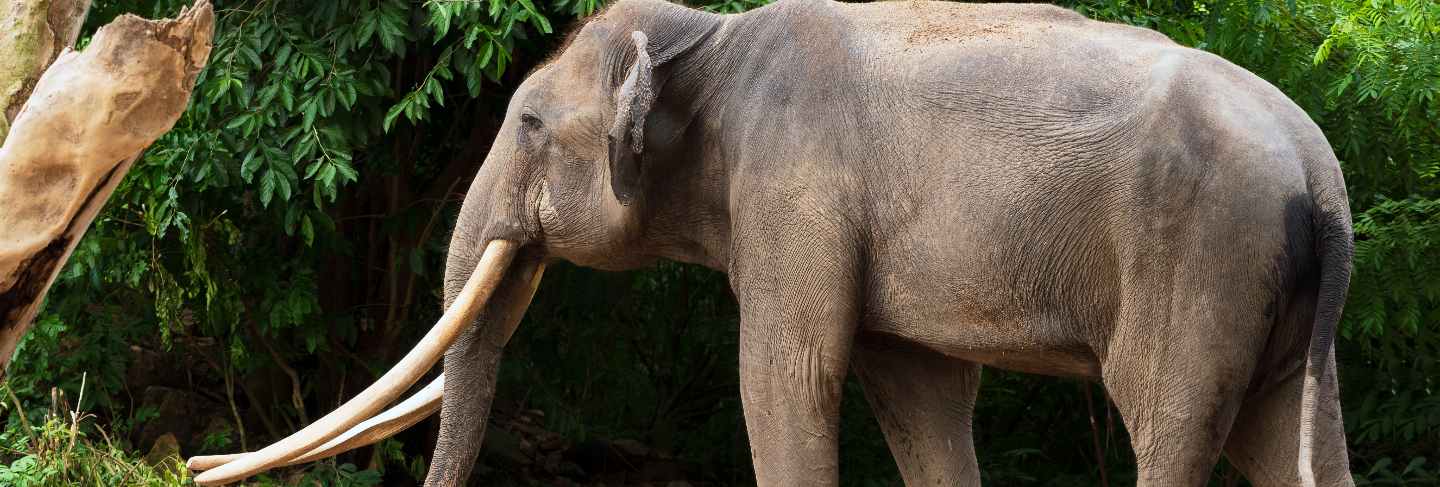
[0,0,1435,485]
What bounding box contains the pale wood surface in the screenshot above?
[0,0,213,372]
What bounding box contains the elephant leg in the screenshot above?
[735,291,856,485]
[1102,336,1257,485]
[853,336,981,486]
[1101,270,1272,485]
[730,232,860,486]
[1224,349,1354,487]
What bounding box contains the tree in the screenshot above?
[0,0,90,143]
[0,0,213,372]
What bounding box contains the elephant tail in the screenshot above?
[1297,166,1353,487]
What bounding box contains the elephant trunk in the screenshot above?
[427,256,545,485]
[425,151,545,484]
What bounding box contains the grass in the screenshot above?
[0,375,190,486]
[0,371,395,487]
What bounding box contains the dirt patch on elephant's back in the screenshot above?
[906,21,1016,45]
[904,0,1016,45]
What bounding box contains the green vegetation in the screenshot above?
[2,0,1435,485]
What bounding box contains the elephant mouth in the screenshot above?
[186,239,523,485]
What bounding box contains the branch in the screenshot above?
[244,316,310,426]
[1081,381,1109,487]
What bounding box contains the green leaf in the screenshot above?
[240,45,263,69]
[280,83,295,112]
[425,79,445,107]
[356,11,377,46]
[318,163,337,186]
[383,99,407,132]
[275,169,292,202]
[212,76,233,103]
[240,148,262,183]
[479,40,494,68]
[224,113,250,131]
[259,170,277,207]
[275,43,293,67]
[301,215,315,247]
[301,98,319,129]
[516,0,538,15]
[334,160,358,183]
[429,2,454,40]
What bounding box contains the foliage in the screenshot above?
[0,0,1435,485]
[0,378,185,486]
[0,410,381,487]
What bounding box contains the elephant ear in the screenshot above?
[608,31,653,205]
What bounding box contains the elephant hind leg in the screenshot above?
[1102,352,1255,486]
[853,335,981,486]
[1101,268,1275,485]
[1224,349,1354,487]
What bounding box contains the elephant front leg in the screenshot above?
[854,337,982,486]
[732,244,860,486]
[738,302,856,486]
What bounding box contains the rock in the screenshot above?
[566,438,622,475]
[539,436,569,451]
[542,450,563,473]
[509,421,548,437]
[481,426,530,466]
[636,460,687,482]
[143,433,180,466]
[611,438,650,457]
[134,386,225,457]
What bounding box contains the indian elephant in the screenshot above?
[190,0,1355,485]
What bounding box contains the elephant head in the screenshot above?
[189,1,730,483]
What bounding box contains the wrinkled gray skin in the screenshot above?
[432,0,1355,485]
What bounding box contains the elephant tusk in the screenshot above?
[189,255,546,481]
[185,376,444,473]
[286,374,444,465]
[187,240,518,485]
[183,453,242,472]
[283,260,545,465]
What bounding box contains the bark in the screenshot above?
[0,0,90,143]
[0,0,214,374]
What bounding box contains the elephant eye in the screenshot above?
[519,113,544,130]
[517,113,544,147]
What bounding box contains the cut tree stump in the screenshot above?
[0,0,214,373]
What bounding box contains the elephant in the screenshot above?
[189,0,1356,485]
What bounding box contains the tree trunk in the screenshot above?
[0,0,90,144]
[0,0,214,374]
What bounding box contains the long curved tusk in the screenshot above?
[287,374,443,465]
[281,261,546,466]
[189,258,547,477]
[185,377,442,473]
[188,240,517,485]
[184,453,243,472]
